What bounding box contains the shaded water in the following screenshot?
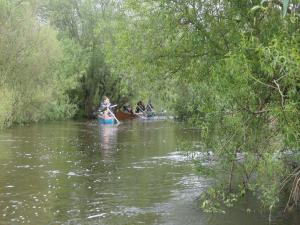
[0,120,298,225]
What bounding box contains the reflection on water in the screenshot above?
[0,121,298,225]
[99,126,118,159]
[99,126,118,150]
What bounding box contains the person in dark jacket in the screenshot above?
[146,100,154,112]
[135,100,146,113]
[123,103,133,114]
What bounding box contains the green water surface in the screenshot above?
[0,120,298,225]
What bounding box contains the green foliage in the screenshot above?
[0,0,129,126]
[113,0,300,214]
[0,87,14,129]
[200,186,245,214]
[44,0,125,116]
[0,0,77,127]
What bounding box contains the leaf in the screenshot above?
[283,0,289,17]
[250,5,264,13]
[260,0,268,4]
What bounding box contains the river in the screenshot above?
[0,120,298,225]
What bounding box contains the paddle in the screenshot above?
[97,104,120,125]
[107,106,120,125]
[134,112,147,120]
[98,104,117,113]
[137,104,147,115]
[146,103,154,112]
[136,103,155,118]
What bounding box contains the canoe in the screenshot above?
[145,111,155,117]
[97,116,114,125]
[136,111,156,119]
[115,111,137,121]
[98,117,114,125]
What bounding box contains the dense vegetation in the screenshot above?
[1,0,299,218]
[117,0,300,217]
[0,0,76,128]
[0,0,127,126]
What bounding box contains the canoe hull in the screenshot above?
[97,117,114,125]
[115,111,137,121]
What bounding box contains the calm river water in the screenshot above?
[0,120,298,225]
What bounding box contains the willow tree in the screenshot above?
[0,0,76,128]
[110,0,300,215]
[42,0,125,117]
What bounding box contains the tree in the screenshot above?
[112,0,300,215]
[0,0,76,128]
[43,0,125,117]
